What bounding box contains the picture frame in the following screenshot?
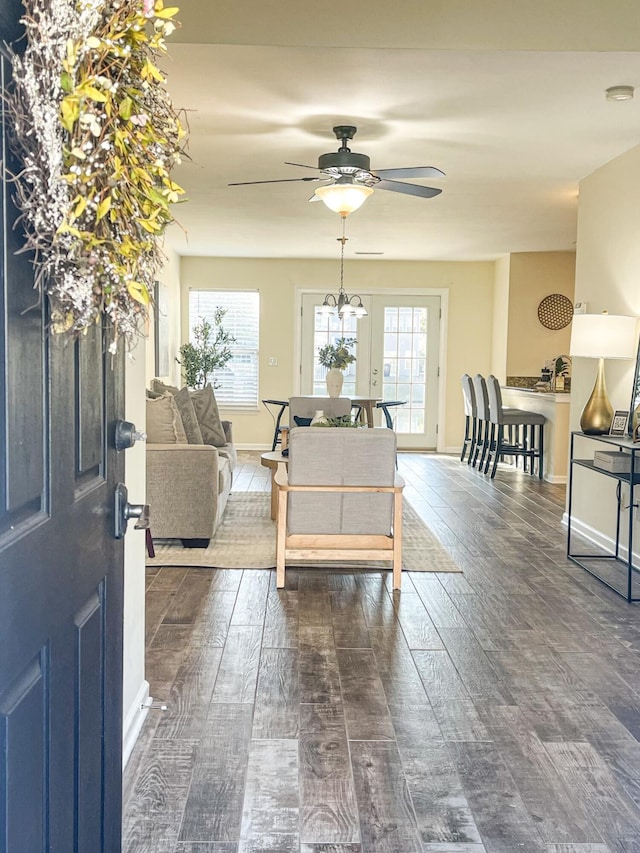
[609,409,629,436]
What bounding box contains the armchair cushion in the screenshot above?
[287,427,397,535]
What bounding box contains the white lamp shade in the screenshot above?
[314,183,373,216]
[569,313,637,359]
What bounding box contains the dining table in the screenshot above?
[263,395,382,431]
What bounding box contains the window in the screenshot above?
[188,290,259,409]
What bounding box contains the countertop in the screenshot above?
[502,386,572,403]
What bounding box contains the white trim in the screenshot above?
[122,679,149,769]
[436,289,449,453]
[562,512,640,563]
[294,285,449,451]
[563,513,614,552]
[235,443,272,451]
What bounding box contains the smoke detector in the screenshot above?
[605,85,634,102]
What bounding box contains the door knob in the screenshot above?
[372,379,378,386]
[115,419,147,451]
[372,368,379,375]
[114,483,151,538]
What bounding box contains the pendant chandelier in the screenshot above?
[320,219,368,319]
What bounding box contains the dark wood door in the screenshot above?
[0,3,126,851]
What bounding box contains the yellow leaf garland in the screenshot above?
[7,0,188,351]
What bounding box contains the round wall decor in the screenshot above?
[537,293,574,330]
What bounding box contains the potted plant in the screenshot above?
[177,309,236,389]
[317,337,357,397]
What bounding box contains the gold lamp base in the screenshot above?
[580,357,614,435]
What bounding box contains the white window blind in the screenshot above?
[188,290,260,409]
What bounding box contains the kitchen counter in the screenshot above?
[501,387,571,483]
[503,386,571,400]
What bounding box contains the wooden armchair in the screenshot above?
[274,427,404,589]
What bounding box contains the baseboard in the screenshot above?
[562,512,640,564]
[122,679,150,769]
[236,443,272,451]
[562,513,614,552]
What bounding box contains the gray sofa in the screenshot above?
[146,420,236,547]
[146,381,237,547]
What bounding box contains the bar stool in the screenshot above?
[471,374,491,470]
[460,375,477,464]
[485,375,546,480]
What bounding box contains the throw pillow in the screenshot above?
[151,378,179,396]
[190,384,227,447]
[174,386,204,445]
[146,394,188,444]
[293,416,312,427]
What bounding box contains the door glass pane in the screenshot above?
[385,308,398,332]
[381,306,429,434]
[312,308,358,396]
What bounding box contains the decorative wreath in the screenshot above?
[6,0,187,350]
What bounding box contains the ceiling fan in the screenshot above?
[228,125,445,216]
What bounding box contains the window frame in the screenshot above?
[187,289,260,410]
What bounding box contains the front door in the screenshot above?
[0,7,126,852]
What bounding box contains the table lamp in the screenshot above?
[569,312,638,434]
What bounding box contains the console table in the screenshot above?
[567,431,640,601]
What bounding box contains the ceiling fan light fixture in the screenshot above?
[313,182,373,217]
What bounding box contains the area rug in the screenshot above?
[146,491,462,572]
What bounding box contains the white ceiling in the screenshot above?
[164,3,640,261]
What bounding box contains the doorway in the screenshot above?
[300,292,441,449]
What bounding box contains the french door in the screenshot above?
[301,292,441,449]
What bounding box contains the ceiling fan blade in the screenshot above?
[228,176,323,186]
[374,166,445,180]
[376,180,442,199]
[284,161,319,170]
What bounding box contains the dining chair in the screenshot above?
[262,398,289,451]
[376,400,406,429]
[288,396,352,426]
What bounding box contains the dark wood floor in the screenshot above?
[123,451,640,853]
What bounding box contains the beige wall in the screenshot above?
[570,143,640,544]
[180,256,495,450]
[491,254,510,381]
[506,251,576,378]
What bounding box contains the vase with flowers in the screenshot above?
[317,337,357,397]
